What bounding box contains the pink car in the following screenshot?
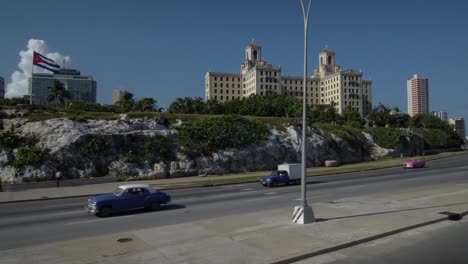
[403,160,426,168]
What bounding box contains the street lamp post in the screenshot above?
[292,0,316,224]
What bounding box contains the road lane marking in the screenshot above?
[264,192,277,195]
[65,219,105,225]
[233,184,245,187]
[65,214,136,225]
[242,188,254,191]
[44,203,84,208]
[342,185,365,190]
[294,194,331,201]
[245,196,278,202]
[51,210,85,216]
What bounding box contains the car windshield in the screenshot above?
[113,187,125,196]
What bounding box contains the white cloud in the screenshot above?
[5,39,71,98]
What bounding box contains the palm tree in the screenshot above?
[48,80,71,104]
[135,97,157,112]
[116,91,135,112]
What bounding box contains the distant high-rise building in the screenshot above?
[28,69,97,105]
[113,89,123,104]
[449,118,466,139]
[407,74,429,117]
[0,76,4,99]
[431,111,448,121]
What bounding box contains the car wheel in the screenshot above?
[99,206,112,217]
[150,202,161,211]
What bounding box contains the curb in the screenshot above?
[270,211,468,264]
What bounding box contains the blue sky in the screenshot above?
[1,0,467,125]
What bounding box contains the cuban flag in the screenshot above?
[33,51,61,73]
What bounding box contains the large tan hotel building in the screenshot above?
[205,42,372,117]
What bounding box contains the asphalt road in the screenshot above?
[0,154,467,251]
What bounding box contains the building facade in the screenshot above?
[431,111,448,121]
[407,74,429,117]
[28,69,97,105]
[0,76,4,99]
[449,118,466,139]
[113,89,123,104]
[205,43,372,117]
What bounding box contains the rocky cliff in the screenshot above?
[0,114,405,184]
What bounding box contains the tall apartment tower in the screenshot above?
[113,89,123,104]
[407,74,429,116]
[449,118,466,139]
[0,76,4,99]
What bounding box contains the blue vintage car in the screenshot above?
[87,184,171,217]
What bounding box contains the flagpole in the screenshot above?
[30,50,34,105]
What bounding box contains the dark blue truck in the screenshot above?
[260,164,302,187]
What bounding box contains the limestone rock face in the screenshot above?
[0,166,19,183]
[22,162,56,182]
[0,117,410,184]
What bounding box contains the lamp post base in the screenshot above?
[292,205,315,224]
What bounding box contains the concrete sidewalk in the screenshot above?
[1,182,467,264]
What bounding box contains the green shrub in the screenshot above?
[123,150,141,163]
[414,128,464,149]
[82,138,108,155]
[315,123,367,149]
[365,127,403,149]
[12,146,48,168]
[143,135,175,164]
[0,131,20,149]
[175,115,269,157]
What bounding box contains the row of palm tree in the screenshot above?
[47,82,162,112]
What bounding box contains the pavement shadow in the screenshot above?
[316,201,468,222]
[104,204,186,218]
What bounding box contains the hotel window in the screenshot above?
[214,83,217,87]
[214,77,217,81]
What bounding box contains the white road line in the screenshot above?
[406,178,421,181]
[65,214,136,225]
[294,194,331,201]
[245,196,278,202]
[51,210,85,216]
[44,203,84,208]
[264,192,277,195]
[233,184,245,187]
[342,185,365,190]
[242,188,254,191]
[65,219,105,225]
